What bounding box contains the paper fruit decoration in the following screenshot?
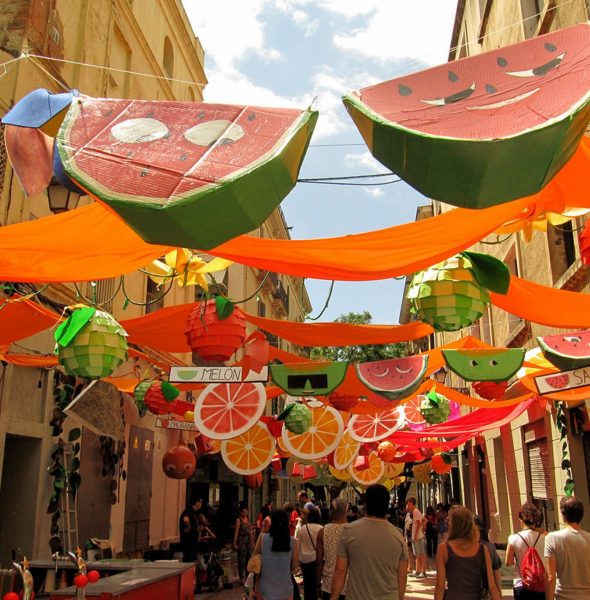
[431,453,453,475]
[377,441,397,462]
[356,355,428,402]
[443,348,525,381]
[408,252,509,332]
[55,306,128,379]
[133,379,154,416]
[343,24,590,208]
[243,472,263,489]
[185,299,246,362]
[328,392,359,412]
[270,362,348,396]
[472,380,508,400]
[332,431,361,470]
[347,406,405,442]
[144,380,181,414]
[349,452,384,486]
[413,461,432,484]
[537,330,590,371]
[162,442,196,479]
[194,382,266,440]
[6,92,320,249]
[220,422,275,475]
[420,391,451,425]
[278,402,312,434]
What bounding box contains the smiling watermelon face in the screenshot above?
[57,97,317,248]
[356,355,428,401]
[343,24,590,208]
[538,330,590,371]
[442,348,525,382]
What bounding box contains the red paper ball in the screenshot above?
[244,472,263,489]
[431,454,453,475]
[185,300,247,362]
[377,441,397,462]
[4,592,19,600]
[144,381,179,415]
[74,574,88,588]
[472,380,508,400]
[162,443,196,479]
[87,570,100,584]
[328,393,359,412]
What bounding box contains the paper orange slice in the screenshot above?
[281,404,344,460]
[403,394,427,430]
[347,405,405,442]
[349,452,384,485]
[194,382,266,440]
[220,422,275,475]
[333,430,361,470]
[383,461,404,478]
[329,464,352,481]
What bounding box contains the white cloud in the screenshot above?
[362,187,385,198]
[344,150,385,173]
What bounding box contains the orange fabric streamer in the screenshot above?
[491,276,590,328]
[0,353,58,367]
[0,298,60,345]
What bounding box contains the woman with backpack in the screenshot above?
[506,502,547,599]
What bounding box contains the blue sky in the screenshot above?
[184,1,458,323]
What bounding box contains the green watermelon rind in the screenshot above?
[442,348,525,382]
[57,103,318,249]
[537,332,590,372]
[270,362,348,397]
[355,355,428,401]
[342,91,590,209]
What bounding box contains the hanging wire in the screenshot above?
[298,173,402,187]
[120,275,175,307]
[478,234,514,245]
[233,271,271,304]
[305,280,335,321]
[73,278,123,307]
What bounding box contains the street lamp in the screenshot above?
[432,366,448,385]
[47,178,82,214]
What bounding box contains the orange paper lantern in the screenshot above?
[162,442,196,479]
[328,393,359,412]
[185,299,247,362]
[431,453,453,475]
[377,441,397,462]
[472,380,508,400]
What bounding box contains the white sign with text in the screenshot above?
[535,365,590,395]
[169,365,268,383]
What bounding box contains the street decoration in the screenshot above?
[270,361,348,396]
[355,355,428,403]
[408,252,509,332]
[243,472,264,489]
[3,90,318,249]
[185,298,247,362]
[412,461,432,484]
[133,379,154,416]
[220,421,275,475]
[161,442,196,479]
[442,348,525,381]
[537,330,590,371]
[278,402,312,435]
[348,451,384,485]
[347,406,405,442]
[431,453,453,475]
[343,24,590,208]
[402,394,429,430]
[472,380,508,400]
[332,430,361,470]
[327,392,359,412]
[420,391,451,425]
[55,306,128,379]
[376,440,397,462]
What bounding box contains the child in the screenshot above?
[219,541,234,590]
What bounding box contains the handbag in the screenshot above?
[247,553,262,574]
[479,543,493,600]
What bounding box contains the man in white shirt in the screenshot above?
[545,496,590,600]
[406,497,427,578]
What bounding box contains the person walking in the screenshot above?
[179,498,202,593]
[297,507,323,600]
[253,509,299,600]
[506,501,547,600]
[545,496,590,600]
[234,506,254,585]
[474,515,502,596]
[331,483,407,600]
[434,504,501,600]
[404,511,416,576]
[425,505,438,558]
[406,497,427,578]
[316,498,348,600]
[436,503,448,543]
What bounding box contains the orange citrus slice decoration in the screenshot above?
[347,406,405,442]
[383,461,404,478]
[329,464,352,482]
[349,452,384,486]
[195,382,266,440]
[220,422,275,475]
[333,430,361,470]
[413,461,432,484]
[281,404,344,460]
[403,394,427,430]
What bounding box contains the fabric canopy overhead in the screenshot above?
[0,298,60,345]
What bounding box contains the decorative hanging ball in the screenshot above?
[407,252,509,332]
[74,574,88,588]
[377,441,397,463]
[328,393,359,412]
[420,391,451,425]
[87,570,101,584]
[431,453,453,475]
[133,379,155,416]
[185,298,247,362]
[412,461,432,484]
[56,307,128,379]
[144,380,180,415]
[162,442,196,479]
[184,410,195,422]
[3,593,19,600]
[279,403,312,435]
[472,380,508,400]
[244,472,264,489]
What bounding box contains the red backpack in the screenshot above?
[517,532,545,593]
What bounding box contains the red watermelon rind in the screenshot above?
[355,355,428,401]
[342,24,590,209]
[57,98,318,249]
[537,331,590,372]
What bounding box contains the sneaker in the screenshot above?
[414,572,427,579]
[410,572,421,577]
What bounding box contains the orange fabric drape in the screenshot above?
[0,353,58,367]
[491,275,590,328]
[0,298,61,345]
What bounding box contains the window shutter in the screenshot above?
[527,438,551,499]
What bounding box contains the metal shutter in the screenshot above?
[527,438,551,499]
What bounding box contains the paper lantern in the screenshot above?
[473,380,508,400]
[408,252,509,332]
[413,461,432,484]
[377,441,396,462]
[185,299,246,362]
[195,433,215,455]
[56,307,128,379]
[244,472,263,489]
[280,403,312,435]
[431,453,453,475]
[328,393,359,412]
[420,392,451,425]
[353,455,371,471]
[144,380,180,415]
[133,379,154,416]
[162,442,196,479]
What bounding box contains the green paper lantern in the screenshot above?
[57,308,128,379]
[281,403,312,435]
[133,379,155,417]
[420,392,451,425]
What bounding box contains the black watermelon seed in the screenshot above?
[179,154,188,161]
[103,109,113,118]
[448,70,459,82]
[399,84,412,96]
[198,112,206,120]
[126,151,134,158]
[247,113,256,121]
[145,111,154,118]
[497,56,508,67]
[485,84,497,94]
[140,169,149,177]
[545,42,557,52]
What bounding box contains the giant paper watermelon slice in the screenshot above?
[442,348,525,382]
[355,355,427,401]
[537,330,590,371]
[270,362,348,396]
[343,24,590,208]
[53,96,317,248]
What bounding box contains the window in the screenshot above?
[504,246,523,333]
[548,221,576,284]
[146,277,165,314]
[257,302,266,318]
[163,36,174,78]
[86,279,116,313]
